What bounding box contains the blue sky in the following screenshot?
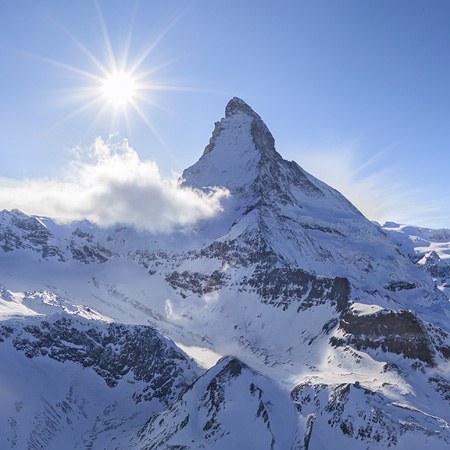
[0,0,449,228]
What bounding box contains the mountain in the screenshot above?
[382,221,450,298]
[0,98,449,449]
[0,312,200,449]
[134,356,297,450]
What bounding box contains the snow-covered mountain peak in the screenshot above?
[182,97,361,213]
[224,96,261,119]
[183,97,283,194]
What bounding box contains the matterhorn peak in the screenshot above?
[183,96,332,211]
[200,97,276,158]
[225,97,262,120]
[182,97,286,194]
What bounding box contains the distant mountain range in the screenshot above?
[1,98,449,449]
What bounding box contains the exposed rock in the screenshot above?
[244,268,350,312]
[135,356,296,450]
[291,382,450,447]
[166,270,226,297]
[3,315,198,404]
[0,209,64,260]
[429,376,450,403]
[385,280,417,291]
[0,209,115,263]
[332,309,435,365]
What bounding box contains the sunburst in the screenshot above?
[35,4,198,146]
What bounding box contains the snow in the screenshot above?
[383,222,450,261]
[0,98,449,449]
[350,302,385,316]
[0,332,156,449]
[136,356,298,450]
[174,342,223,369]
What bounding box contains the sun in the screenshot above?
[38,5,197,145]
[101,71,138,107]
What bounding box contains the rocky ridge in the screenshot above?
[0,312,200,449]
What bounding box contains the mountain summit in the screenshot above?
[204,96,276,158]
[224,96,263,118]
[183,97,282,195]
[182,97,353,216]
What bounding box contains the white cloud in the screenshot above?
[295,143,447,228]
[0,137,229,232]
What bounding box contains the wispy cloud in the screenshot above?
[0,137,228,232]
[295,142,447,228]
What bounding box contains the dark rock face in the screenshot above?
[244,268,350,312]
[2,316,197,404]
[385,280,417,292]
[419,251,450,286]
[192,230,279,269]
[291,383,399,446]
[166,270,226,298]
[332,309,435,365]
[0,210,114,263]
[70,229,113,263]
[0,209,64,260]
[173,230,350,312]
[429,376,450,403]
[136,356,286,450]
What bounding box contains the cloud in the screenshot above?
[295,143,447,228]
[0,137,229,232]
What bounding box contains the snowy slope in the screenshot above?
[292,382,450,450]
[382,222,450,298]
[382,222,450,262]
[0,98,449,449]
[134,356,297,450]
[0,312,200,449]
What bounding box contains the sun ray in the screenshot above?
[138,83,227,96]
[135,53,195,81]
[48,17,110,77]
[131,101,168,148]
[56,87,100,103]
[119,0,140,71]
[40,97,104,138]
[139,96,176,117]
[128,11,185,74]
[95,0,117,72]
[24,51,103,83]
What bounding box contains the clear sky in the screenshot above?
[0,0,449,229]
